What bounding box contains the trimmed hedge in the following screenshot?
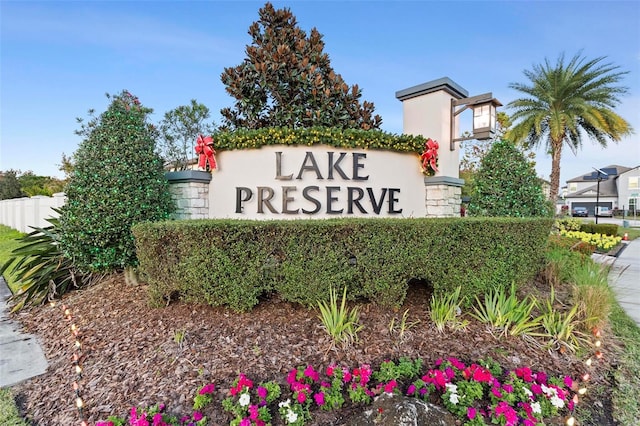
[580,223,618,236]
[132,218,553,312]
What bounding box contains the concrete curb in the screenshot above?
[0,277,49,388]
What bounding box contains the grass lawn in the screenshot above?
[0,225,24,293]
[0,388,29,426]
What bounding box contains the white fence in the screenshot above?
[0,193,66,233]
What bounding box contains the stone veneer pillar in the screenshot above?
[396,77,468,217]
[165,170,211,220]
[424,176,464,218]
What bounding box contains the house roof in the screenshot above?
[566,165,632,183]
[570,178,618,197]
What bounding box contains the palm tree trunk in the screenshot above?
[549,142,562,203]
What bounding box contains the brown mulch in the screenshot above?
[11,275,619,425]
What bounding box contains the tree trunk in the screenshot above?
[549,142,562,203]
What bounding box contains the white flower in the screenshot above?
[523,386,533,397]
[239,392,250,407]
[550,395,565,408]
[279,399,291,408]
[531,401,541,414]
[286,409,298,423]
[449,393,459,404]
[445,383,458,394]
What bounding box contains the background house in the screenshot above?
[561,165,639,216]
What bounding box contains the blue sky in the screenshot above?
[1,0,639,186]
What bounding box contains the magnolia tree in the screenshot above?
[220,2,382,130]
[60,91,174,272]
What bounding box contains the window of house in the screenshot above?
[630,198,638,215]
[568,183,577,192]
[629,177,639,190]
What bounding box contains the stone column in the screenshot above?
[396,77,468,217]
[424,176,464,218]
[165,171,212,220]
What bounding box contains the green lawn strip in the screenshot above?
[618,227,640,240]
[0,225,25,292]
[609,304,640,424]
[0,388,30,426]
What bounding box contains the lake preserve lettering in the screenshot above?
[235,151,403,215]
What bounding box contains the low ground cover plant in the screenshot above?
[95,357,577,426]
[559,230,621,252]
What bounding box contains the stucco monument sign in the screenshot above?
[210,145,427,219]
[166,77,500,220]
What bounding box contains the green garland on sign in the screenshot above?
[212,127,427,154]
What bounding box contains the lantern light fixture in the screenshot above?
[450,93,502,150]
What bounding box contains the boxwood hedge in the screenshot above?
[132,217,552,312]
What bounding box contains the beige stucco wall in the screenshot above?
[401,90,460,179]
[208,145,428,219]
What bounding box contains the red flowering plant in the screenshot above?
[420,138,439,176]
[406,357,575,426]
[96,402,206,426]
[222,374,281,426]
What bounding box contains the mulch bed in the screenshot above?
[11,274,619,425]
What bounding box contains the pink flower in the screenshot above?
[314,392,325,406]
[502,384,513,393]
[516,367,533,382]
[343,370,352,383]
[256,420,265,426]
[384,380,397,393]
[287,369,298,385]
[407,384,416,396]
[531,384,542,395]
[564,376,573,388]
[199,383,215,395]
[249,405,259,420]
[491,387,503,398]
[239,419,251,426]
[192,411,203,421]
[448,357,466,370]
[257,386,268,399]
[152,413,163,426]
[445,368,455,380]
[297,391,307,404]
[467,407,477,420]
[326,365,335,376]
[304,365,319,382]
[534,371,547,384]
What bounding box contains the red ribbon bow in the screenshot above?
[420,138,439,174]
[195,134,217,170]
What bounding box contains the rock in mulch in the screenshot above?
[347,393,456,426]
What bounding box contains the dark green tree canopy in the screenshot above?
[220,2,382,131]
[0,170,25,200]
[469,139,551,217]
[60,91,174,272]
[159,99,216,171]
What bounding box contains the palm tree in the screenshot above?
[507,53,633,202]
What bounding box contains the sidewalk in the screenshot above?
[607,239,640,327]
[0,277,48,388]
[593,238,640,327]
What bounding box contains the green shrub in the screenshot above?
[579,222,618,236]
[59,91,174,272]
[469,140,552,217]
[133,217,552,311]
[554,218,582,232]
[0,215,88,311]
